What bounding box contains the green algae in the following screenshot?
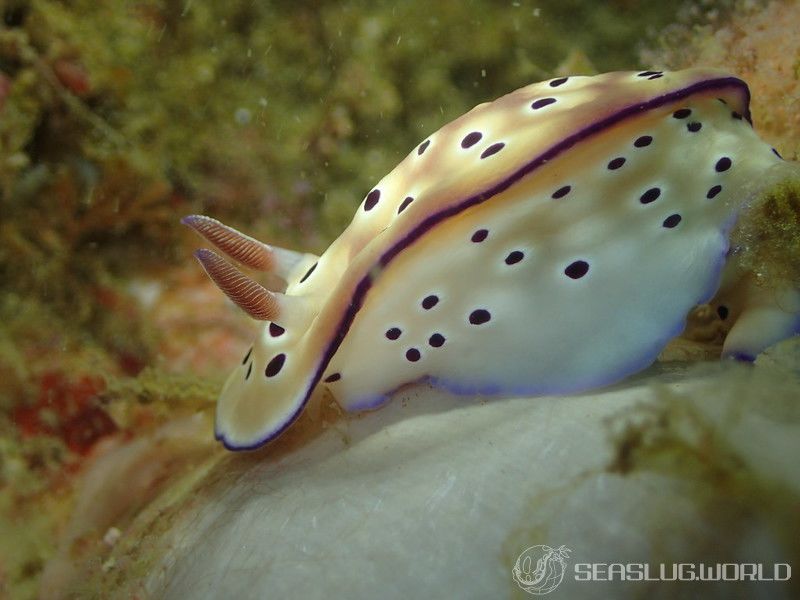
[732,172,800,290]
[1,0,681,262]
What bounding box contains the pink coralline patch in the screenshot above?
[14,371,118,455]
[134,261,253,374]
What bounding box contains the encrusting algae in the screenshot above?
[732,177,800,292]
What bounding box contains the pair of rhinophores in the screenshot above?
[183,68,800,450]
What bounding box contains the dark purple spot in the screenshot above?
[429,333,446,348]
[471,229,489,243]
[731,111,742,120]
[607,157,626,170]
[564,260,589,279]
[480,142,505,159]
[717,305,729,320]
[461,131,483,148]
[634,135,653,148]
[245,363,252,380]
[385,327,402,340]
[715,157,732,172]
[551,185,571,199]
[505,250,524,265]
[469,309,491,325]
[417,140,430,155]
[687,122,702,132]
[269,322,285,337]
[406,348,421,362]
[663,214,682,228]
[324,373,341,383]
[549,77,569,87]
[673,108,691,119]
[729,351,755,363]
[398,196,414,214]
[706,185,722,199]
[772,148,783,159]
[299,262,317,283]
[264,353,286,378]
[364,189,380,211]
[647,73,664,80]
[531,97,557,110]
[242,347,253,365]
[639,187,661,204]
[422,295,439,310]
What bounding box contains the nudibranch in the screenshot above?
[184,68,799,450]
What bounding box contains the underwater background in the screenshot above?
[1,1,799,598]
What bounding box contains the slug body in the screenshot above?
[184,69,799,450]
